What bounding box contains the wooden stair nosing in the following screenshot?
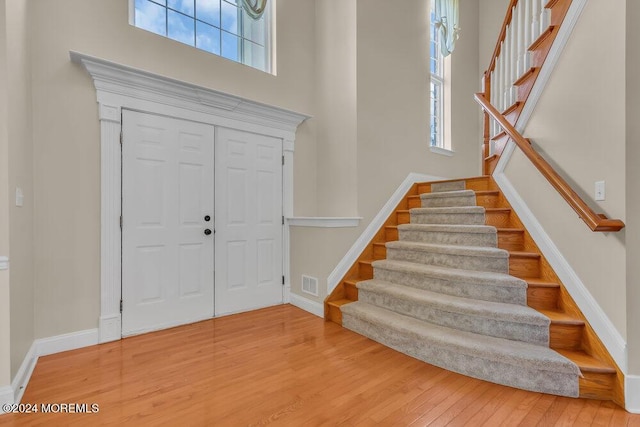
[529,25,556,51]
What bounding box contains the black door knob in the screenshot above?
[204,215,211,222]
[204,229,212,236]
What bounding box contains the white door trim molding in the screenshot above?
[71,51,309,343]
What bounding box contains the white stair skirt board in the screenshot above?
[9,329,99,405]
[70,51,309,343]
[326,173,445,296]
[289,293,324,318]
[627,375,640,414]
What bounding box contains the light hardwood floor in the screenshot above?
[1,304,638,426]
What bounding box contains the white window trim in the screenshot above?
[70,51,309,343]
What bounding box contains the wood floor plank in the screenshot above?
[0,304,637,426]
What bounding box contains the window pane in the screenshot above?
[243,39,265,70]
[196,0,220,27]
[225,0,239,4]
[221,31,240,61]
[135,0,167,36]
[221,1,240,35]
[196,21,221,54]
[168,10,195,45]
[242,11,265,45]
[168,0,194,16]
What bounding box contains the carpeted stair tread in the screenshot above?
[385,240,509,274]
[397,223,498,247]
[356,279,549,344]
[420,190,477,207]
[411,206,485,215]
[410,206,486,225]
[341,301,580,397]
[430,180,466,192]
[386,240,508,259]
[372,259,528,305]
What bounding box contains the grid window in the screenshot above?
[133,0,271,72]
[430,2,445,149]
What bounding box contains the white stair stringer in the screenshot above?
[341,301,580,397]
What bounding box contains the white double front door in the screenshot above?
[121,110,283,336]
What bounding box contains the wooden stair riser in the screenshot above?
[550,323,584,350]
[397,210,411,224]
[373,243,387,260]
[475,192,500,208]
[359,261,374,279]
[344,281,358,301]
[497,229,525,251]
[408,196,421,209]
[509,254,541,278]
[579,373,615,401]
[385,226,399,241]
[327,303,343,324]
[485,209,512,228]
[527,285,560,311]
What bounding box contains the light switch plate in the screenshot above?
[15,188,23,207]
[595,181,605,201]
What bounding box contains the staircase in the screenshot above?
[325,176,623,405]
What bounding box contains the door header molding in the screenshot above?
[70,51,310,139]
[71,51,305,343]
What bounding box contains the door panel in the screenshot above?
[215,127,283,315]
[122,110,215,336]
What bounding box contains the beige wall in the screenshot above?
[315,0,357,217]
[626,0,640,375]
[6,0,35,379]
[504,0,627,336]
[0,0,12,388]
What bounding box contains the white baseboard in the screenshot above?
[7,328,99,406]
[326,173,444,296]
[99,314,121,343]
[626,374,640,413]
[37,329,98,357]
[10,342,37,405]
[494,171,628,372]
[289,293,324,318]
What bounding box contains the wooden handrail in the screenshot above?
[487,0,518,75]
[474,93,625,232]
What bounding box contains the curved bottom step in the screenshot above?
[341,301,580,398]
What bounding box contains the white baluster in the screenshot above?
[510,14,517,105]
[524,0,532,70]
[532,0,541,41]
[539,0,547,35]
[517,0,525,76]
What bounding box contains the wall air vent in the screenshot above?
[302,275,319,296]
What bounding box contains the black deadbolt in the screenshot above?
[204,229,212,236]
[204,215,211,222]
